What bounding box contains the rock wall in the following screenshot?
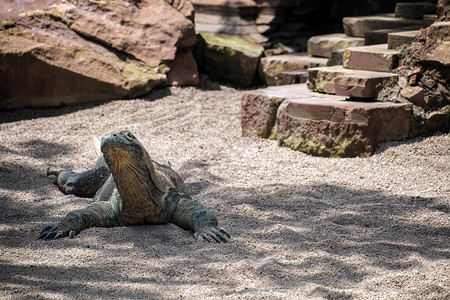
[0,0,198,109]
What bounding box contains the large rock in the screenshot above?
[0,0,197,109]
[276,99,414,157]
[195,33,264,87]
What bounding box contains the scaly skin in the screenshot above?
[40,130,230,242]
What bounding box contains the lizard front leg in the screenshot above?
[39,192,124,240]
[171,194,230,243]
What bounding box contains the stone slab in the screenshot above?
[276,98,413,157]
[335,73,399,98]
[388,30,420,49]
[258,53,328,86]
[307,65,399,95]
[241,83,348,138]
[307,33,365,58]
[343,14,423,37]
[343,44,401,72]
[364,25,423,45]
[395,2,436,19]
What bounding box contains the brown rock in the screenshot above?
[277,70,309,85]
[437,0,450,21]
[400,86,426,106]
[0,0,197,109]
[424,109,450,133]
[195,33,264,87]
[420,21,450,66]
[276,99,413,157]
[167,49,199,86]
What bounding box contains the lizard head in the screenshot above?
[100,130,146,171]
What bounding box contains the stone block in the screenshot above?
[400,86,426,106]
[258,53,327,86]
[241,84,347,138]
[343,14,423,37]
[364,26,422,45]
[308,65,398,95]
[195,33,264,87]
[307,33,365,58]
[335,73,399,98]
[276,99,413,157]
[388,30,420,49]
[343,44,401,72]
[327,49,345,66]
[395,2,436,19]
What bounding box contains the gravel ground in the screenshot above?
[1,79,449,299]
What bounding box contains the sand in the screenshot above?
[1,79,449,299]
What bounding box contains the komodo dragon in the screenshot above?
[39,130,230,242]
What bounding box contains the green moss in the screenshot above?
[200,33,263,56]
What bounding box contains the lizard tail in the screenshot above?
[92,135,102,157]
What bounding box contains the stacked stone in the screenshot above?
[241,1,447,158]
[192,0,332,49]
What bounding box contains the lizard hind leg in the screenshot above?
[46,166,110,198]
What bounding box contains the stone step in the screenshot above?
[334,73,399,98]
[241,83,348,138]
[277,69,309,85]
[307,33,365,58]
[387,29,420,49]
[395,2,436,20]
[327,49,346,66]
[276,98,413,157]
[423,14,437,27]
[343,44,401,72]
[307,65,399,95]
[364,25,423,45]
[258,53,328,86]
[343,13,423,37]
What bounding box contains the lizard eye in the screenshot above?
[126,132,133,139]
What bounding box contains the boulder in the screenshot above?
[0,0,197,109]
[195,33,264,87]
[420,21,450,66]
